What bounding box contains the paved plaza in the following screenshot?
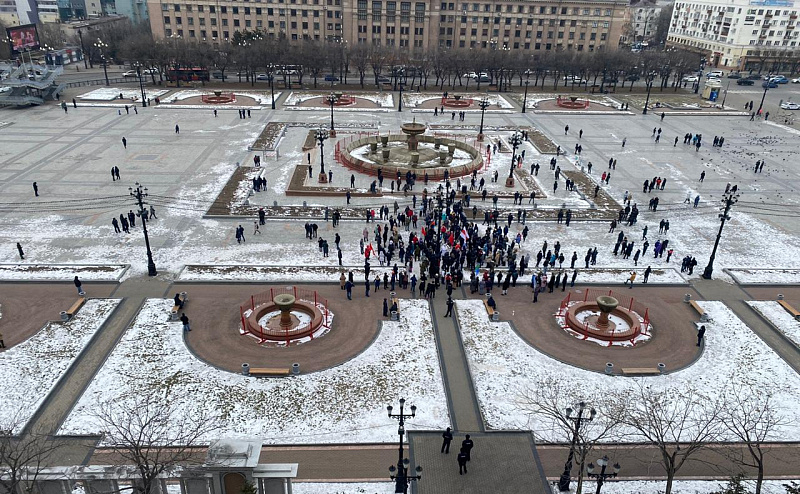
[2,83,800,493]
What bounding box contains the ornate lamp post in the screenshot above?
[642,72,655,115]
[702,189,739,279]
[128,183,157,276]
[94,39,110,86]
[522,78,530,113]
[387,399,421,494]
[135,62,147,107]
[557,401,596,491]
[316,127,329,183]
[325,92,340,136]
[268,72,276,110]
[506,131,522,187]
[398,82,404,111]
[477,97,490,141]
[587,456,621,494]
[757,83,769,114]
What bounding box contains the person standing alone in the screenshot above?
[441,427,453,453]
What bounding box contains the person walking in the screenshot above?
[175,124,180,134]
[445,297,454,317]
[461,435,474,461]
[74,275,83,295]
[16,242,24,260]
[623,271,636,289]
[122,137,127,149]
[180,312,191,332]
[457,450,468,475]
[697,325,706,346]
[643,265,652,283]
[33,182,38,197]
[441,427,453,453]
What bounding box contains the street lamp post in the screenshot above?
[587,456,621,494]
[398,82,404,111]
[702,189,739,280]
[757,84,769,114]
[128,183,158,276]
[506,131,522,187]
[477,97,490,141]
[557,402,596,492]
[326,93,340,135]
[77,29,88,69]
[721,80,731,108]
[522,79,530,113]
[316,127,329,183]
[642,76,654,115]
[268,73,276,110]
[94,39,110,86]
[135,64,147,107]
[387,399,421,494]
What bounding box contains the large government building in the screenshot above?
[146,0,628,53]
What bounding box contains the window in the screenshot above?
[415,1,424,22]
[173,3,180,11]
[187,16,194,24]
[161,3,168,10]
[165,28,172,35]
[199,17,205,24]
[222,18,228,25]
[164,15,170,23]
[211,17,217,25]
[189,29,195,37]
[220,6,226,13]
[232,6,238,13]
[244,7,250,13]
[401,1,410,21]
[373,0,381,21]
[176,16,182,24]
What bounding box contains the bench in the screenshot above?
[621,367,661,376]
[778,300,800,321]
[688,300,709,322]
[249,367,292,377]
[390,297,399,321]
[65,297,86,320]
[483,299,500,321]
[171,293,187,321]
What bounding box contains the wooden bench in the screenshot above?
[66,297,86,319]
[621,367,661,376]
[483,299,496,318]
[171,293,187,320]
[778,300,800,321]
[688,300,709,321]
[249,367,292,377]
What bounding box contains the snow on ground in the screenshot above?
[727,268,800,285]
[77,88,169,101]
[0,298,120,433]
[515,93,620,109]
[179,264,402,282]
[0,264,128,281]
[292,483,394,494]
[284,92,393,107]
[456,299,800,441]
[749,300,800,348]
[164,90,280,106]
[58,298,449,443]
[402,93,512,109]
[552,479,796,494]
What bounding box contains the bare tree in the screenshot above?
[517,376,621,494]
[719,383,788,494]
[0,413,65,494]
[614,382,726,494]
[92,392,219,494]
[350,44,370,88]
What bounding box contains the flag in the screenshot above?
[460,228,469,242]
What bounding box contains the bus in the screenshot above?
[166,67,210,82]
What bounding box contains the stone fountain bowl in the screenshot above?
[274,293,296,310]
[596,296,619,313]
[401,122,427,136]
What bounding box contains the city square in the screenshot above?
[2,78,800,494]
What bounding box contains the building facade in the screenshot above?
[147,0,628,53]
[631,2,663,42]
[667,0,799,69]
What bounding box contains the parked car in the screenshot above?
[122,70,138,77]
[256,73,270,81]
[762,81,779,88]
[707,70,724,78]
[780,102,800,110]
[682,75,699,82]
[770,76,789,84]
[746,74,762,80]
[737,79,755,86]
[564,75,587,84]
[212,71,224,79]
[792,78,800,83]
[625,74,640,81]
[727,73,741,79]
[706,77,721,85]
[376,76,392,84]
[324,74,339,82]
[474,74,491,83]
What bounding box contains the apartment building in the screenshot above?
[667,0,799,69]
[147,0,628,53]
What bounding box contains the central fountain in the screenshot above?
[593,296,619,330]
[400,118,427,151]
[273,293,296,330]
[557,290,651,347]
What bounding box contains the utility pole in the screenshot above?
[129,183,158,276]
[702,189,739,279]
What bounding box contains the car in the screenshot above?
[256,73,270,81]
[122,70,139,77]
[324,74,339,82]
[737,79,755,86]
[707,70,724,78]
[746,74,762,80]
[682,75,699,82]
[706,77,721,84]
[771,76,789,84]
[762,81,779,88]
[625,74,640,81]
[564,75,587,84]
[474,75,491,83]
[727,73,741,79]
[781,102,800,110]
[792,78,800,83]
[376,76,392,84]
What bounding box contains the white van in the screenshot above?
[707,70,724,79]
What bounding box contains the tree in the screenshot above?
[240,481,257,494]
[719,383,788,494]
[350,44,370,88]
[614,382,726,494]
[710,474,750,494]
[517,376,621,494]
[92,392,219,494]
[654,4,674,46]
[0,413,65,494]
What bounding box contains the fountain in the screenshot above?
[240,288,332,345]
[594,296,618,330]
[400,118,427,151]
[558,290,651,347]
[273,293,296,330]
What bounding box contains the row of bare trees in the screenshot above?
[519,376,792,494]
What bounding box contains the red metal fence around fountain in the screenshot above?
[239,287,330,343]
[558,289,651,345]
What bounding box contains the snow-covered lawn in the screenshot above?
[552,479,797,494]
[0,263,128,281]
[402,93,513,109]
[727,268,800,285]
[292,483,394,494]
[749,300,800,348]
[557,267,685,284]
[509,93,620,109]
[164,90,281,106]
[456,299,800,441]
[0,298,120,433]
[284,92,393,107]
[58,298,449,444]
[179,264,401,282]
[77,88,169,101]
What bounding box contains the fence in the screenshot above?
[240,287,330,343]
[558,289,650,342]
[65,77,128,88]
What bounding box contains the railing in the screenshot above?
[560,289,651,345]
[64,77,129,88]
[239,287,330,343]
